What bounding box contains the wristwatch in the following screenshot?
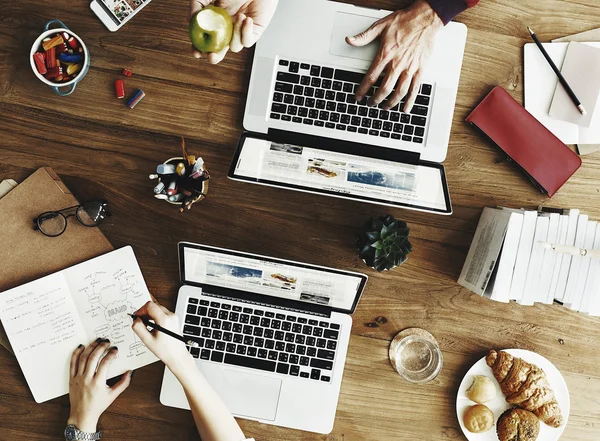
[64,424,103,440]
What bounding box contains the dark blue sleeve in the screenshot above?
[425,0,480,24]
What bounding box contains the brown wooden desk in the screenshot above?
[1,1,600,439]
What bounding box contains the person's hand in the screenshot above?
[68,339,132,433]
[132,301,191,371]
[346,0,443,113]
[189,0,279,64]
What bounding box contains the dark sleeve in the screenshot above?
[425,0,480,25]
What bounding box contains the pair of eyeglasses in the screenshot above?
[33,200,110,237]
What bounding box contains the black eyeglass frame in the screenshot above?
[33,200,110,237]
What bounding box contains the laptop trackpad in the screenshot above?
[330,12,380,61]
[219,370,281,421]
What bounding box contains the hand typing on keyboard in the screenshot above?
[345,0,443,113]
[189,0,279,64]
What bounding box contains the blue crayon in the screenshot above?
[127,89,145,109]
[59,53,83,63]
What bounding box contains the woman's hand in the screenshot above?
[132,301,192,372]
[189,0,279,64]
[346,0,443,113]
[68,339,132,433]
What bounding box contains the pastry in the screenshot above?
[496,408,540,441]
[466,375,496,403]
[463,404,494,433]
[486,350,563,427]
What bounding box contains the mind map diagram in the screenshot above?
[76,267,147,360]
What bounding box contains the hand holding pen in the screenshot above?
[130,302,196,370]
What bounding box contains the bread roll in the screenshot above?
[463,404,494,433]
[466,375,497,403]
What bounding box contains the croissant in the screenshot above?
[486,350,564,428]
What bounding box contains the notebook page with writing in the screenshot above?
[66,247,158,377]
[0,247,157,403]
[0,273,86,403]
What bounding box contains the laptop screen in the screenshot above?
[180,243,367,314]
[228,135,452,214]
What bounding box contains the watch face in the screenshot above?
[65,426,77,439]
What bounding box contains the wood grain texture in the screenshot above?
[1,0,600,440]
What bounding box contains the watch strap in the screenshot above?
[65,424,103,440]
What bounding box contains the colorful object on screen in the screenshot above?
[122,68,133,77]
[33,32,83,84]
[114,80,125,99]
[127,89,145,109]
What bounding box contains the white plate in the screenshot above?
[456,349,570,441]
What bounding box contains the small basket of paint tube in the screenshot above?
[152,138,209,212]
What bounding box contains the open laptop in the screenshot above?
[229,0,468,215]
[160,242,368,434]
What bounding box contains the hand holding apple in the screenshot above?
[189,0,279,64]
[189,6,233,54]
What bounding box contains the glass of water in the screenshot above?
[391,334,443,384]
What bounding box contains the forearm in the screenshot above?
[170,358,247,441]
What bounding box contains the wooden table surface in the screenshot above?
[1,0,600,440]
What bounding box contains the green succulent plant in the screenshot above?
[357,215,412,272]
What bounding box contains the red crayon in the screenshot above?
[114,79,125,99]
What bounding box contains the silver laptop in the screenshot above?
[160,242,368,434]
[229,0,468,215]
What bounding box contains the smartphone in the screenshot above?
[90,0,153,32]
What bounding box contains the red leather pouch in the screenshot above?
[466,86,581,197]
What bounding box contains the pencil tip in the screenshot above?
[578,104,587,115]
[527,26,534,35]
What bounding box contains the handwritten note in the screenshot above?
[0,246,157,403]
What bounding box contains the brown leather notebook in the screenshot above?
[0,168,113,353]
[466,87,582,197]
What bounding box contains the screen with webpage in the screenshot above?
[232,137,449,212]
[100,0,149,23]
[183,246,363,312]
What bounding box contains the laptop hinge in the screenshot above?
[202,292,330,318]
[185,282,332,318]
[266,128,422,165]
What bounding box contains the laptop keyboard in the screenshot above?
[270,59,432,145]
[182,297,340,383]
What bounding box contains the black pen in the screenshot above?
[527,26,586,115]
[129,314,200,348]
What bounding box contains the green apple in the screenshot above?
[189,6,233,53]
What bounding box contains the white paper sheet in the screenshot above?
[524,42,600,144]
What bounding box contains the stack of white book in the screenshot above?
[458,207,600,315]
